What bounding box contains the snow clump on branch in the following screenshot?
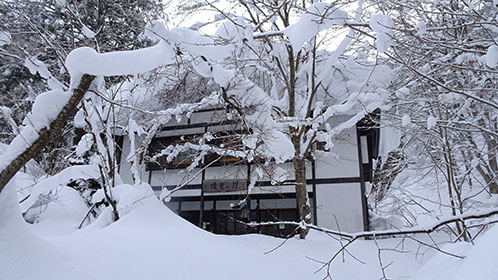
[284,2,348,50]
[369,14,394,53]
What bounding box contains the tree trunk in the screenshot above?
[371,148,407,206]
[485,137,498,194]
[0,74,96,195]
[293,156,311,239]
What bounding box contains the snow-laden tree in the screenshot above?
[139,0,393,238]
[0,0,166,224]
[0,0,394,238]
[0,0,165,174]
[364,0,498,240]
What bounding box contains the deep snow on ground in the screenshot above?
[1,181,497,280]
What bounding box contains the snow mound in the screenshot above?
[2,179,455,280]
[20,165,100,213]
[49,187,313,280]
[414,225,498,280]
[0,181,95,280]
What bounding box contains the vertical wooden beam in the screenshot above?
[311,159,318,225]
[356,125,370,232]
[199,125,208,228]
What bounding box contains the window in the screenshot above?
[204,131,244,166]
[170,138,197,166]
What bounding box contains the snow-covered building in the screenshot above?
[118,108,380,236]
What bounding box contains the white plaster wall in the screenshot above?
[189,110,226,124]
[250,185,312,194]
[250,162,312,182]
[214,200,243,210]
[258,198,297,209]
[315,127,359,179]
[206,124,241,133]
[171,189,201,197]
[149,168,203,186]
[315,182,365,233]
[155,127,204,138]
[200,185,312,197]
[118,135,148,185]
[204,165,248,180]
[119,135,134,185]
[163,115,189,126]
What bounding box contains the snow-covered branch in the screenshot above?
[0,74,96,194]
[250,207,498,240]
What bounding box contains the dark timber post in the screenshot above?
[212,200,217,233]
[199,125,208,229]
[246,161,251,231]
[356,126,370,232]
[199,186,205,228]
[311,159,318,225]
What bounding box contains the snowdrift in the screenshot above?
[2,181,497,280]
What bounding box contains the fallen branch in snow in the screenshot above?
[247,208,498,239]
[263,227,301,255]
[246,207,498,240]
[78,202,99,229]
[0,74,96,194]
[245,209,498,279]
